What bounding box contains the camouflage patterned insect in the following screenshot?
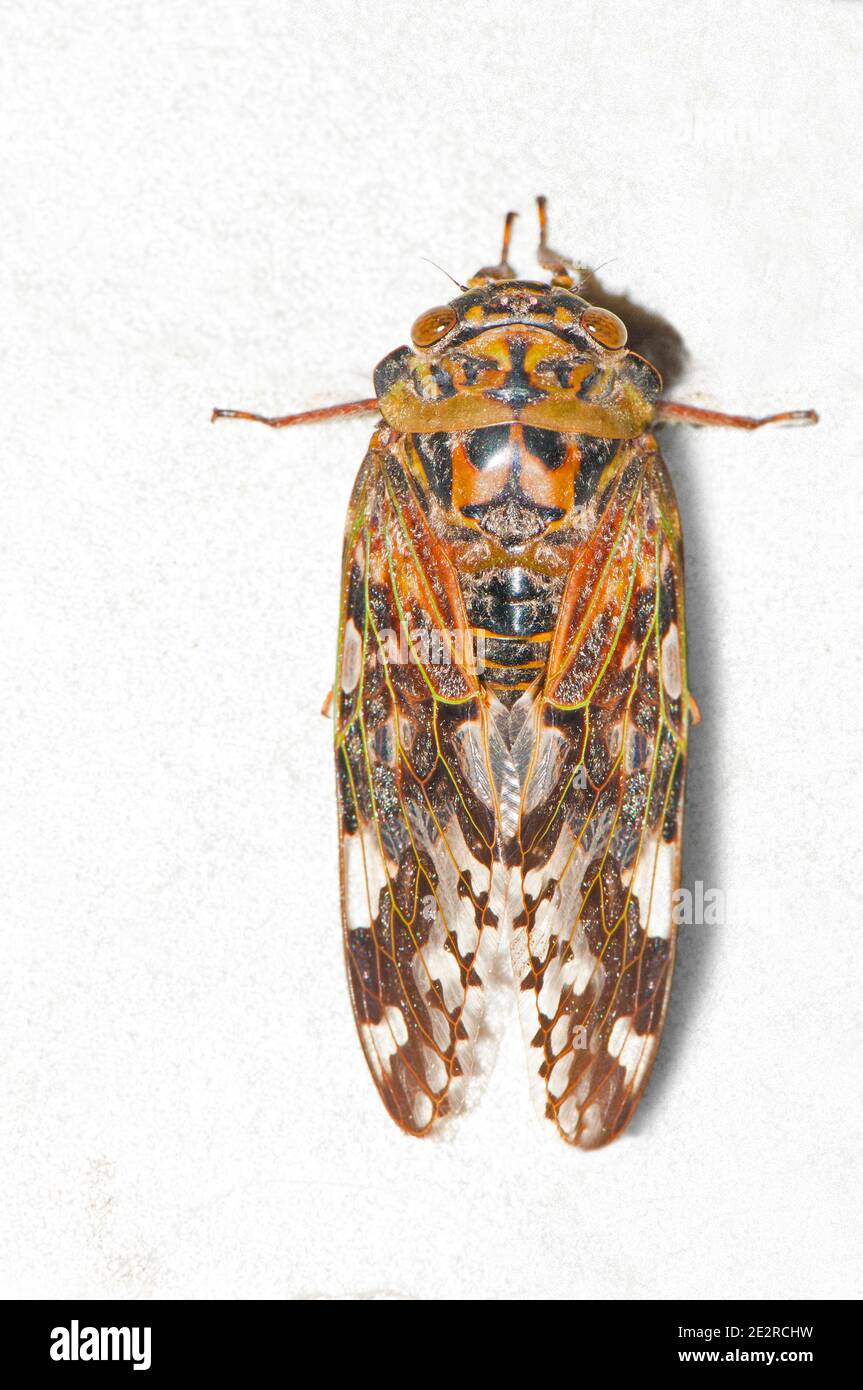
[214,198,816,1148]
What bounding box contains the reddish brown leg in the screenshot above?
[211,398,379,428]
[536,195,593,289]
[656,400,818,430]
[469,210,518,285]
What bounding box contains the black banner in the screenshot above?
[1,1299,853,1375]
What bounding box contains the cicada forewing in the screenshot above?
[512,434,689,1148]
[335,430,503,1133]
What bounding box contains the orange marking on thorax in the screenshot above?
[451,424,581,521]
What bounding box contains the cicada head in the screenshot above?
[374,281,662,439]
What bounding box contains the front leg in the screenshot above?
[656,401,818,430]
[211,398,379,428]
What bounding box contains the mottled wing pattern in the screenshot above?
[513,436,688,1148]
[335,430,500,1133]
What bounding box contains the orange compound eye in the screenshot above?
[580,306,628,349]
[410,304,458,347]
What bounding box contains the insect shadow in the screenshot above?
[635,424,721,1134]
[579,272,688,392]
[581,277,719,1134]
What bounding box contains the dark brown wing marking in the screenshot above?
[512,436,689,1148]
[335,430,503,1134]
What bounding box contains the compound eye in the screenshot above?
[411,304,458,347]
[580,306,628,349]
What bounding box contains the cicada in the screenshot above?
[214,199,816,1148]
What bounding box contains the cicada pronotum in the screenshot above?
[214,199,816,1149]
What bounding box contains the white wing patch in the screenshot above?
[661,621,682,700]
[631,835,676,940]
[362,1005,409,1080]
[340,617,363,693]
[343,827,390,930]
[608,1015,658,1092]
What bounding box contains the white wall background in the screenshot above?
[1,0,861,1301]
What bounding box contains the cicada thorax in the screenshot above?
[374,279,663,704]
[404,423,624,699]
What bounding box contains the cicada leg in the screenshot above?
[535,194,594,290]
[656,401,818,429]
[211,398,379,428]
[468,210,518,285]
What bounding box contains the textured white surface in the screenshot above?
[1,0,862,1301]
